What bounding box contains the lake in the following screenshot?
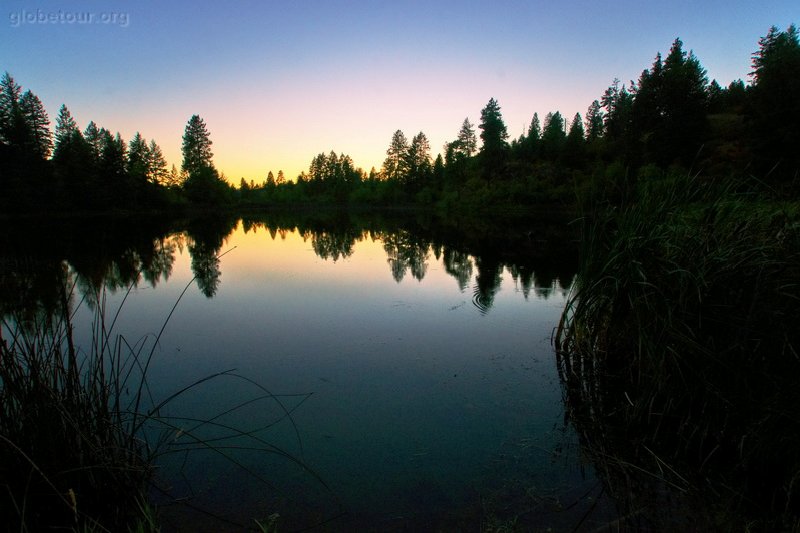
[1,212,616,531]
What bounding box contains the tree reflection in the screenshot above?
[2,213,579,317]
[0,257,73,331]
[185,216,237,298]
[1,218,181,318]
[310,229,361,261]
[382,230,430,282]
[442,247,473,292]
[508,264,534,298]
[472,257,503,314]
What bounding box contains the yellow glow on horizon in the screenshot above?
[85,60,593,187]
[219,222,400,286]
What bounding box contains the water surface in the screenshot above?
[2,213,612,531]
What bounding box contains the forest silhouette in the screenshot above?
[1,26,798,213]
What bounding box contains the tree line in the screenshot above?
[241,25,799,208]
[1,25,797,214]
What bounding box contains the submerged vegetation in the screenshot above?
[556,175,800,528]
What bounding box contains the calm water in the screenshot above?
[1,213,614,531]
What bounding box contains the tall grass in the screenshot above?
[0,272,155,530]
[0,250,326,531]
[555,174,800,529]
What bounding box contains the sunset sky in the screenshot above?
[2,0,796,184]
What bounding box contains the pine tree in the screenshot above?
[631,52,665,163]
[382,129,409,182]
[601,79,635,160]
[584,100,604,141]
[147,139,168,184]
[127,132,149,183]
[564,113,586,166]
[541,111,566,160]
[18,90,52,159]
[167,164,181,187]
[432,153,445,189]
[749,24,800,178]
[0,72,24,146]
[660,38,708,166]
[478,98,508,178]
[84,121,102,161]
[405,131,432,191]
[99,130,127,181]
[457,118,477,156]
[181,114,214,177]
[53,104,79,161]
[524,112,541,158]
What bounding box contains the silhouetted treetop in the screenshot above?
[478,98,509,179]
[749,24,800,177]
[19,90,52,159]
[182,114,214,177]
[457,118,477,157]
[382,129,409,182]
[479,98,508,153]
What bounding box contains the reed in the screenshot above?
[0,276,156,531]
[555,174,800,529]
[0,250,323,531]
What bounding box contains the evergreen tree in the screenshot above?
[631,52,666,164]
[181,114,214,177]
[405,131,432,191]
[147,139,168,185]
[706,79,725,113]
[564,112,586,166]
[432,153,445,189]
[749,24,800,178]
[52,106,95,203]
[167,164,181,187]
[18,90,52,159]
[181,115,228,204]
[382,129,409,182]
[523,112,541,159]
[308,153,326,183]
[540,111,566,160]
[478,97,508,178]
[457,118,477,156]
[445,118,478,167]
[725,79,747,111]
[601,79,635,160]
[584,100,604,141]
[660,38,708,166]
[0,72,24,146]
[127,132,149,183]
[52,104,79,162]
[84,121,102,162]
[99,130,127,182]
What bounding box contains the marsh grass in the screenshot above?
[0,250,327,531]
[0,276,156,531]
[556,174,800,529]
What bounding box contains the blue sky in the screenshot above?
[1,0,796,182]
